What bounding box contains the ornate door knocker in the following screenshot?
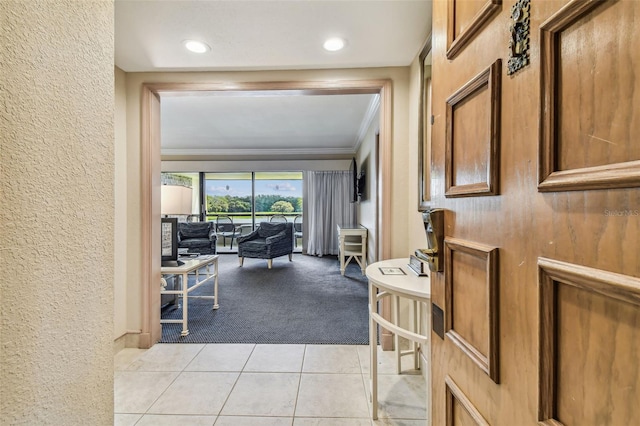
[508,0,530,75]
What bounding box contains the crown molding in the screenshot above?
[354,94,381,152]
[161,147,356,158]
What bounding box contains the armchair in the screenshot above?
[177,221,217,255]
[237,222,294,269]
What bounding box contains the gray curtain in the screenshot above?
[303,170,357,256]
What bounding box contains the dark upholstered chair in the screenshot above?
[177,222,217,255]
[237,222,294,269]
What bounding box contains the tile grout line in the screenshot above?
[137,345,202,419]
[290,344,307,423]
[214,343,258,421]
[117,344,426,424]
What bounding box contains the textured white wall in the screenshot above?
[114,67,129,341]
[0,2,114,424]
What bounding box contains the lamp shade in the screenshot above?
[161,185,192,215]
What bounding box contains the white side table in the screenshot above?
[337,223,368,275]
[366,258,431,421]
[161,255,219,336]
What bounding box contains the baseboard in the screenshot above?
[113,334,126,355]
[381,331,394,350]
[113,330,145,353]
[138,332,151,349]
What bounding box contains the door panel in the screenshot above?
[430,0,640,424]
[556,1,640,170]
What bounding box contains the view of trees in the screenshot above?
[270,200,294,213]
[207,194,302,214]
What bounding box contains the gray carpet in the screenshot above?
[160,253,370,344]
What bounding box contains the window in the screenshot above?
[204,171,303,228]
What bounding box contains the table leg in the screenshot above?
[394,294,401,374]
[212,259,219,310]
[369,283,378,420]
[339,235,345,275]
[180,272,189,336]
[412,300,420,370]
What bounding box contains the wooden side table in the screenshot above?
[337,223,367,275]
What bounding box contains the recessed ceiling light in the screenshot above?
[323,37,346,52]
[183,40,210,54]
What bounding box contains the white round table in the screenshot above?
[366,258,431,420]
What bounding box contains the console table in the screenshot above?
[161,255,219,336]
[366,258,431,420]
[337,223,367,275]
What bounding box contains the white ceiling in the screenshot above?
[115,1,432,158]
[161,92,380,157]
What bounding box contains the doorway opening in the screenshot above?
[140,80,392,347]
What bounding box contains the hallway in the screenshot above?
[114,344,427,425]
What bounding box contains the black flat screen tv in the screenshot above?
[349,157,358,203]
[349,157,365,203]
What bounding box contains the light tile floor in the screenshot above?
[115,344,428,426]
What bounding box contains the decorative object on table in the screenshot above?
[161,217,181,267]
[160,276,178,308]
[179,252,200,258]
[378,266,406,276]
[408,254,430,276]
[237,222,294,269]
[507,0,530,75]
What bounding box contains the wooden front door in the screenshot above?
[429,0,640,424]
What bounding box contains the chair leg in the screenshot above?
[239,257,244,267]
[268,259,273,269]
[289,253,292,261]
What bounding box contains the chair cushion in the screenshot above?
[257,222,286,238]
[240,238,268,250]
[180,238,211,248]
[179,222,211,239]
